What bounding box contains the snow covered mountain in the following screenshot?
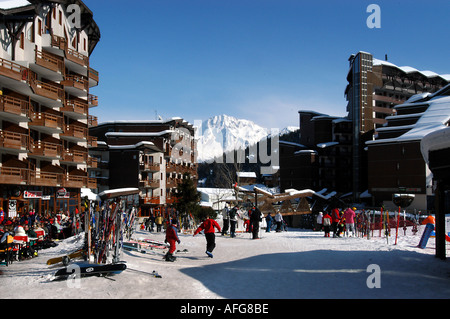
[195,114,298,162]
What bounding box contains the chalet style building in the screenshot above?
[89,118,198,217]
[0,0,100,217]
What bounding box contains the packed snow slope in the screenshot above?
[0,225,449,299]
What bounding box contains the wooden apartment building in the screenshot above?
[0,0,100,217]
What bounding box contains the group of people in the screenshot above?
[142,213,164,232]
[316,207,357,238]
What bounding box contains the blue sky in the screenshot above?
[85,0,450,130]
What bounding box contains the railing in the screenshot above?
[140,162,160,171]
[88,94,98,107]
[35,49,64,74]
[0,57,28,81]
[30,170,64,187]
[87,136,98,148]
[87,156,98,168]
[51,35,66,51]
[139,179,160,188]
[61,124,87,139]
[0,95,30,118]
[62,75,88,91]
[64,174,87,188]
[62,149,87,163]
[66,47,89,67]
[30,140,62,158]
[141,196,160,205]
[62,99,88,115]
[87,115,98,127]
[29,78,64,101]
[29,112,63,130]
[0,167,30,185]
[0,130,29,150]
[88,67,99,83]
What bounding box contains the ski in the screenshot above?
[46,249,84,265]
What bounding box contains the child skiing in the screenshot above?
[164,218,180,262]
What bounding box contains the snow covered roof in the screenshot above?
[317,142,339,148]
[367,85,450,146]
[373,58,450,82]
[107,141,161,152]
[421,126,450,164]
[105,130,175,137]
[0,0,31,10]
[237,172,257,178]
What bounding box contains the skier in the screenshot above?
[316,212,323,231]
[164,219,180,262]
[193,215,221,258]
[265,212,273,232]
[331,208,341,237]
[274,211,283,232]
[250,206,262,239]
[323,212,332,237]
[221,203,230,236]
[343,207,356,237]
[229,206,238,238]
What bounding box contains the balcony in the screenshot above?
[0,95,31,121]
[139,179,160,188]
[87,156,98,168]
[0,57,28,82]
[0,167,30,185]
[87,115,98,127]
[87,136,98,148]
[32,49,64,81]
[140,162,160,172]
[30,140,62,159]
[87,178,97,189]
[88,67,99,87]
[61,148,88,164]
[141,196,160,205]
[66,47,89,68]
[0,130,29,152]
[61,74,88,96]
[88,94,98,107]
[30,170,64,187]
[60,123,88,142]
[61,99,88,119]
[29,112,63,133]
[64,174,88,188]
[29,77,64,102]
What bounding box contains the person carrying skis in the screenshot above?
[164,219,180,262]
[193,215,221,258]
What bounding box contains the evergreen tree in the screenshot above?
[174,173,201,218]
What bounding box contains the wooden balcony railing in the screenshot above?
[35,49,64,74]
[29,78,64,101]
[87,156,98,168]
[87,136,98,148]
[140,162,160,171]
[66,47,89,67]
[141,196,160,205]
[0,167,30,185]
[29,112,63,130]
[0,95,30,118]
[87,178,97,189]
[64,174,88,188]
[61,124,87,140]
[50,35,66,51]
[30,170,64,187]
[139,179,160,188]
[30,140,62,158]
[0,130,29,151]
[87,115,98,127]
[62,75,88,91]
[88,94,98,107]
[62,99,88,115]
[88,67,99,83]
[0,57,28,82]
[62,149,87,163]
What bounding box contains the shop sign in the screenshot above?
[24,190,43,198]
[56,188,69,198]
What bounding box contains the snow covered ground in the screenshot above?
[0,224,449,300]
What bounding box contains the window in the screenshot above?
[20,32,24,49]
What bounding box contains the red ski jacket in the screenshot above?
[194,219,221,236]
[166,225,180,242]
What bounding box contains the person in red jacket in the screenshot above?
[331,208,341,238]
[193,215,221,258]
[165,218,180,262]
[322,212,332,237]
